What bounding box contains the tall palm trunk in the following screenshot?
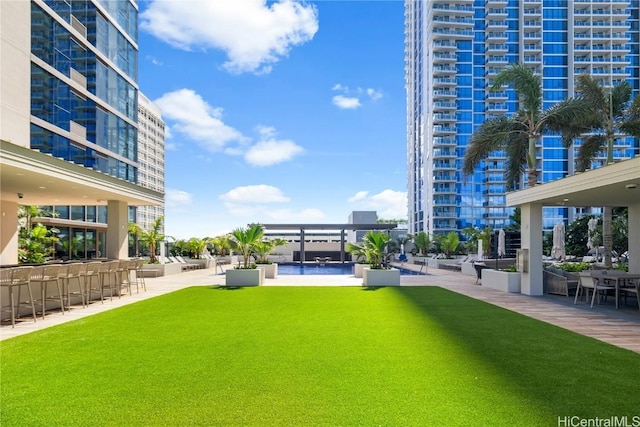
[602,133,615,268]
[527,135,538,187]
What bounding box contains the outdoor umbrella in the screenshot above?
[498,229,506,258]
[551,222,566,261]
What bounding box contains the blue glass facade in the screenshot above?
[30,1,138,183]
[405,0,640,237]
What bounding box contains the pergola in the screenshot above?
[506,156,640,295]
[262,223,398,263]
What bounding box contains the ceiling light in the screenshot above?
[38,186,46,189]
[625,184,637,189]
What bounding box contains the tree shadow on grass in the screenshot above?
[388,286,640,419]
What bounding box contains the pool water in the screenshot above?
[277,263,425,276]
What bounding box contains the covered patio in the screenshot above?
[507,156,640,296]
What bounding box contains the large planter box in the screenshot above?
[257,263,278,279]
[363,268,401,287]
[482,269,521,293]
[142,263,182,277]
[461,262,477,276]
[353,263,369,278]
[225,268,264,286]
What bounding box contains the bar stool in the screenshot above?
[116,260,132,297]
[98,260,119,301]
[82,262,103,304]
[1,267,37,327]
[60,262,85,310]
[30,265,65,319]
[133,258,147,293]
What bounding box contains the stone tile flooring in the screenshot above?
[2,263,638,354]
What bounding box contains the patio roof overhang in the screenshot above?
[506,156,640,208]
[1,140,164,206]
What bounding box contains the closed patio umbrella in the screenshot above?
[551,222,566,261]
[498,229,506,258]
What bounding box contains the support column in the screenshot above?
[520,203,543,296]
[628,202,640,274]
[340,229,345,263]
[0,200,19,265]
[299,228,305,264]
[106,200,128,260]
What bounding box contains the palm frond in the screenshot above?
[611,81,632,118]
[575,74,607,113]
[503,133,528,191]
[576,135,606,172]
[542,97,594,145]
[491,63,541,114]
[463,117,521,175]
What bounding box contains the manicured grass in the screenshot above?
[1,286,638,426]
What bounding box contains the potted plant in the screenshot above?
[346,241,369,278]
[253,238,287,278]
[226,224,265,286]
[360,231,400,287]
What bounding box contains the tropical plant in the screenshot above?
[440,231,460,259]
[129,216,167,264]
[187,237,210,259]
[210,235,232,257]
[230,223,264,269]
[360,231,391,269]
[346,241,367,263]
[128,222,141,257]
[413,231,430,256]
[18,224,59,264]
[253,237,288,263]
[463,63,589,189]
[560,74,640,268]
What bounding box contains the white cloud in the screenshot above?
[332,83,346,91]
[347,189,408,219]
[220,185,290,204]
[366,88,383,100]
[165,189,193,215]
[245,140,304,166]
[332,95,361,110]
[140,0,319,74]
[154,89,247,151]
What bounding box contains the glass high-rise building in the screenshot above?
[404,0,640,237]
[0,0,163,264]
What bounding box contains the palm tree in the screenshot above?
[463,63,589,189]
[361,231,390,269]
[230,223,264,269]
[133,216,167,264]
[413,231,430,256]
[441,231,460,259]
[560,74,640,267]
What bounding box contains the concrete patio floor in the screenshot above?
[2,264,639,354]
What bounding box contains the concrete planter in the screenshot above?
[363,267,401,287]
[482,269,521,293]
[353,263,370,278]
[225,268,264,286]
[257,263,278,279]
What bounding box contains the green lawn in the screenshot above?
[1,286,638,426]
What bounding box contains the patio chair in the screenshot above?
[1,267,37,327]
[115,259,133,297]
[30,265,65,319]
[170,256,197,271]
[98,260,120,301]
[574,272,615,308]
[177,255,201,270]
[620,278,640,311]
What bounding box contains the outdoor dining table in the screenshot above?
[591,271,640,309]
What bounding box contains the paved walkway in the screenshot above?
[2,264,639,354]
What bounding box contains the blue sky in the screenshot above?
[137,0,407,239]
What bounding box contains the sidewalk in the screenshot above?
[2,265,639,354]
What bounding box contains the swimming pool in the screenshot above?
[277,263,425,276]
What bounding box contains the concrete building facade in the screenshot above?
[0,0,163,264]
